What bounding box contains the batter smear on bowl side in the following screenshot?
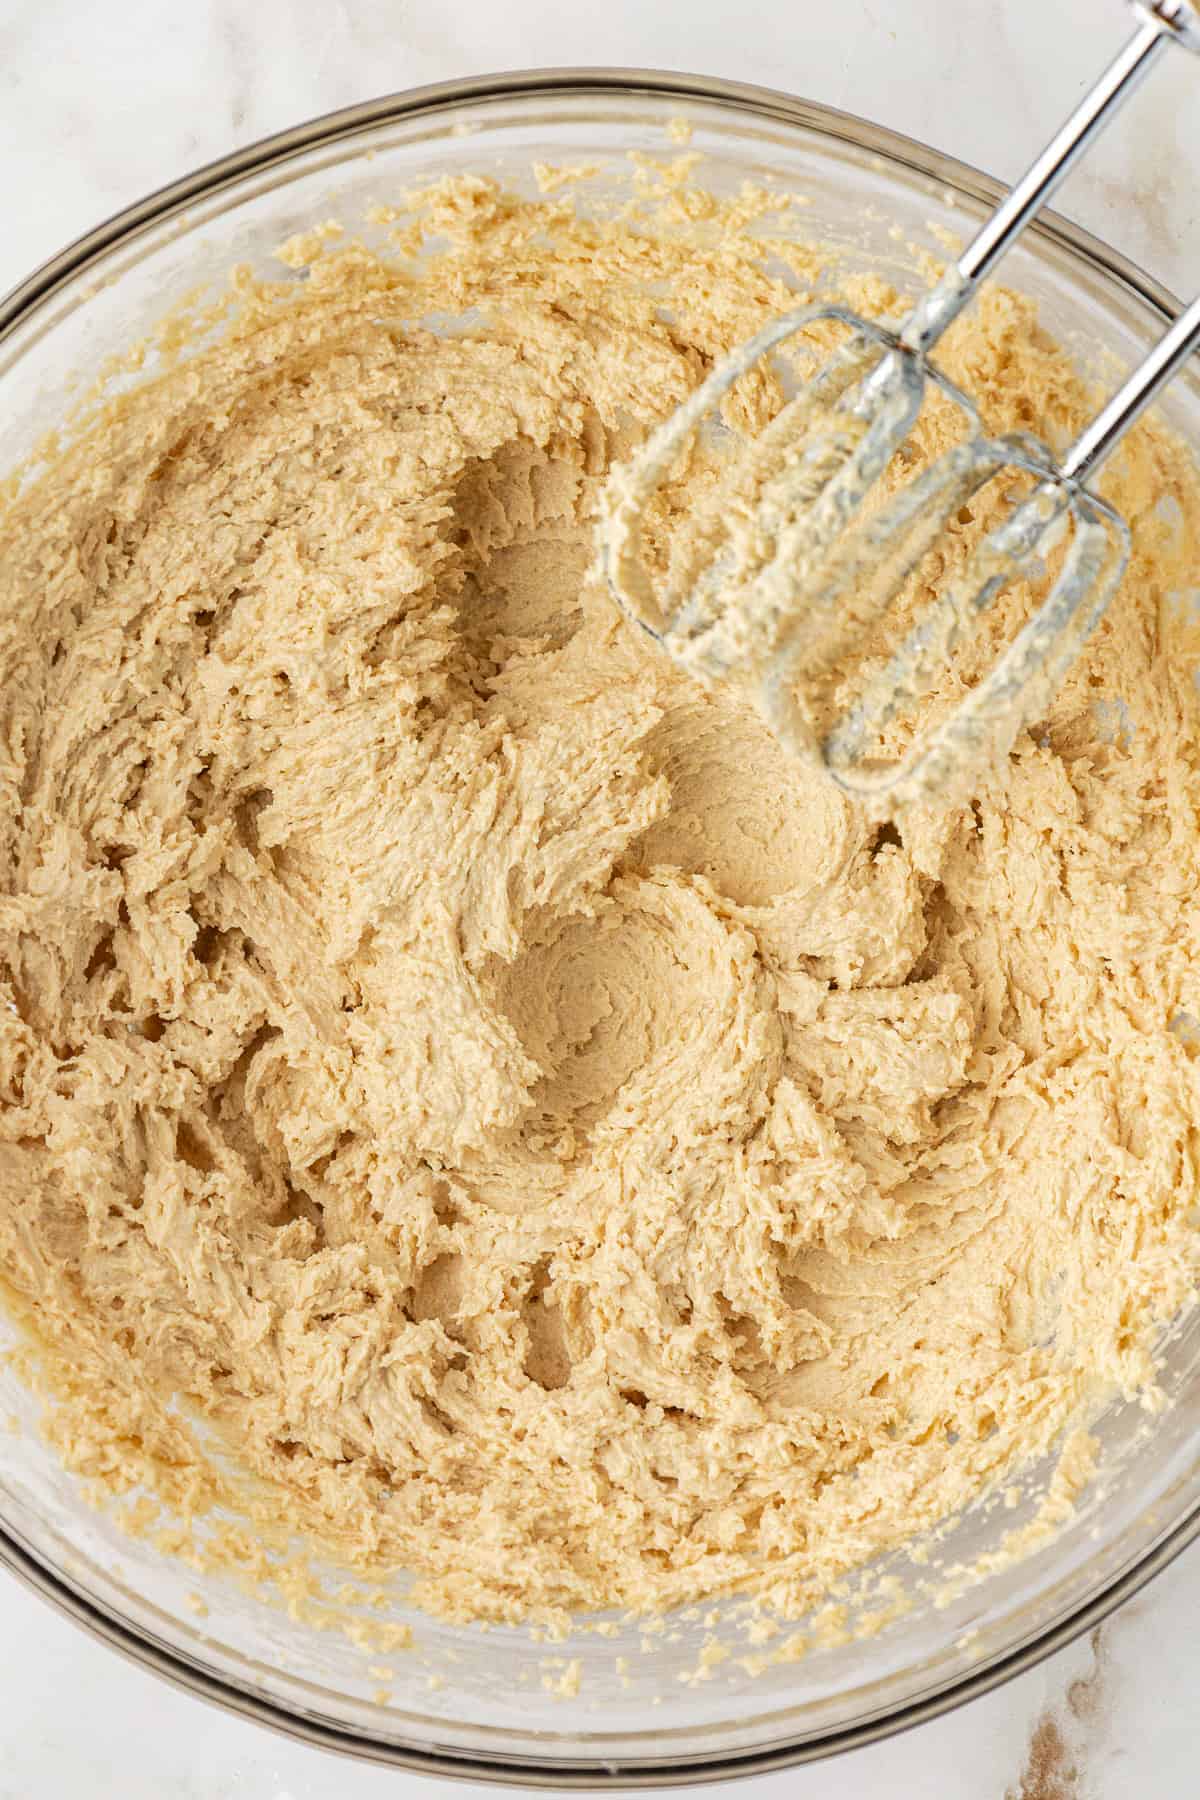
[0,174,1198,1624]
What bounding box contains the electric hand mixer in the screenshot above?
[598,1,1200,810]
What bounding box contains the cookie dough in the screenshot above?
[1,175,1198,1624]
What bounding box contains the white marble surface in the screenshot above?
[1,0,1199,1794]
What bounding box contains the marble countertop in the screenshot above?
[2,1,1198,1795]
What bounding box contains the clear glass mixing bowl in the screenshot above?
[1,70,1199,1786]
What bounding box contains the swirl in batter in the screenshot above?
[0,175,1198,1622]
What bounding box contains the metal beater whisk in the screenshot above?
[599,1,1200,810]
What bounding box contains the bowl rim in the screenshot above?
[1,63,1197,1788]
[4,1500,1200,1788]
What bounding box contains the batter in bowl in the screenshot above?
[0,172,1198,1624]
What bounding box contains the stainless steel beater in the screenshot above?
[599,1,1200,810]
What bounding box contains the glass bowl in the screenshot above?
[1,68,1199,1787]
